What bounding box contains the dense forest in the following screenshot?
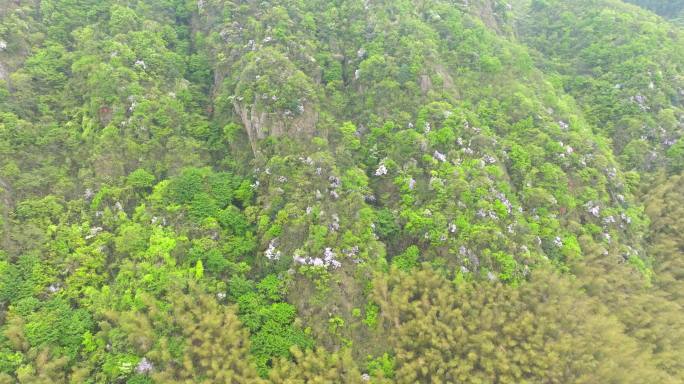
[626,0,684,23]
[1,0,683,382]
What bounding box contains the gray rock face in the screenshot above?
[234,101,318,154]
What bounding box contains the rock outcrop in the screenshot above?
[234,101,318,154]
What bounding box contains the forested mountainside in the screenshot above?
[625,0,684,24]
[1,0,683,382]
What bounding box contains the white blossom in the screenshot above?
[265,239,281,261]
[85,226,103,240]
[482,154,496,164]
[344,246,360,257]
[494,191,512,214]
[374,163,388,176]
[632,94,648,110]
[134,60,147,70]
[553,236,563,247]
[0,40,7,51]
[588,204,600,217]
[433,150,447,162]
[136,358,154,374]
[309,258,326,269]
[329,214,340,232]
[48,283,61,293]
[329,176,341,189]
[294,248,341,269]
[323,248,341,268]
[558,120,569,130]
[424,121,431,134]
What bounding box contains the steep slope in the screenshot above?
[0,0,683,383]
[625,0,684,24]
[514,0,684,171]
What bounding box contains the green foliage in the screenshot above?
[109,5,139,35]
[126,169,155,189]
[391,246,420,272]
[367,353,395,379]
[1,0,684,382]
[22,298,94,359]
[362,302,379,329]
[234,275,313,377]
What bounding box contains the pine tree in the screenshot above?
[373,267,672,383]
[149,287,265,384]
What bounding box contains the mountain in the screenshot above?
[625,0,684,24]
[1,0,683,383]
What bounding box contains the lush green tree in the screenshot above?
[1,0,684,381]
